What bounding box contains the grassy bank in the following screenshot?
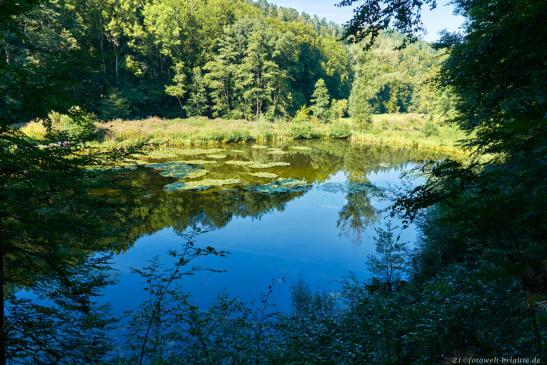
[22,113,468,156]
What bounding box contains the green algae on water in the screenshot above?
[248,178,310,194]
[248,172,278,179]
[145,161,195,178]
[248,162,290,169]
[225,160,255,166]
[164,178,241,192]
[186,169,209,179]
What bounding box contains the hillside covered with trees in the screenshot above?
[2,0,454,125]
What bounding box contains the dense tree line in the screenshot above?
[1,0,458,126]
[349,33,458,123]
[1,0,353,123]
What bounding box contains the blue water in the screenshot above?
[102,160,419,315]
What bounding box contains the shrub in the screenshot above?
[352,115,372,132]
[293,106,311,123]
[48,106,97,141]
[20,120,47,140]
[289,123,320,139]
[423,121,440,137]
[223,130,255,143]
[328,122,352,139]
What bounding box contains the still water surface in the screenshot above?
[100,141,438,314]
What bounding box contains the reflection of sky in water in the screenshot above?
[104,162,419,315]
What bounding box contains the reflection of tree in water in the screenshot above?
[3,140,437,363]
[337,186,378,244]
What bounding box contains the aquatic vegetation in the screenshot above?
[177,148,225,156]
[225,160,255,166]
[159,165,195,178]
[206,154,227,159]
[145,161,181,170]
[164,179,241,192]
[164,182,187,192]
[147,149,181,159]
[251,145,268,150]
[249,178,310,194]
[180,160,218,165]
[186,169,209,179]
[267,148,287,155]
[248,172,278,179]
[145,161,196,178]
[289,146,312,151]
[248,162,291,169]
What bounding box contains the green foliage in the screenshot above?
[185,67,209,117]
[310,79,331,122]
[422,120,439,137]
[288,123,321,139]
[330,99,348,120]
[328,122,352,139]
[344,0,547,360]
[293,106,311,123]
[165,62,187,113]
[98,89,131,120]
[0,0,352,124]
[48,106,98,141]
[348,33,455,119]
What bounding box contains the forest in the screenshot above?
[1,0,454,124]
[1,0,546,364]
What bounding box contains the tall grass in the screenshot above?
[21,114,467,156]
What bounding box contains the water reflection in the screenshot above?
[5,140,443,362]
[100,141,440,249]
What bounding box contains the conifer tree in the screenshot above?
[310,79,331,122]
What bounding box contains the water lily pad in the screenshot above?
[248,162,290,169]
[231,149,244,153]
[289,146,312,151]
[164,179,241,192]
[248,172,278,179]
[251,145,268,150]
[248,178,310,194]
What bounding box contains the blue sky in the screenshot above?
[267,0,465,42]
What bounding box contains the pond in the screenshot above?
[96,140,441,315]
